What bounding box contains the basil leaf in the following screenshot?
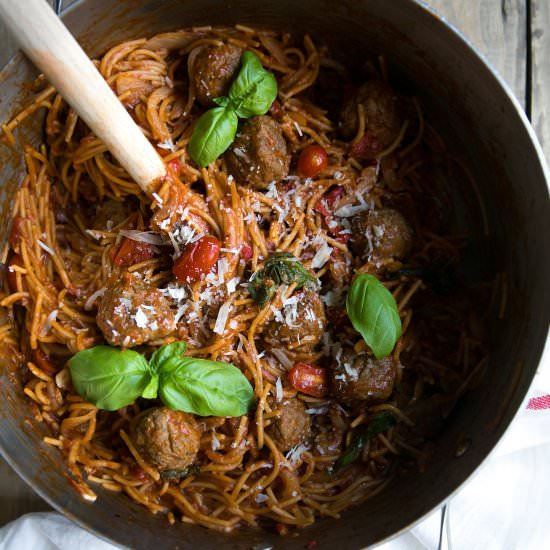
[228,51,278,118]
[68,346,154,411]
[150,341,187,371]
[249,252,318,306]
[188,106,238,167]
[157,356,254,416]
[331,412,396,474]
[346,273,402,359]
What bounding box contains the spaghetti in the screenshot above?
[0,26,489,533]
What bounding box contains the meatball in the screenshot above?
[340,80,401,158]
[312,405,347,458]
[264,290,327,352]
[225,116,290,190]
[331,347,397,406]
[97,272,174,347]
[193,43,242,106]
[130,407,201,472]
[267,398,311,452]
[350,208,413,260]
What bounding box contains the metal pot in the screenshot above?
[0,1,548,548]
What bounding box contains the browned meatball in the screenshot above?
[267,398,311,452]
[264,290,327,352]
[312,405,347,458]
[225,116,290,190]
[193,43,242,106]
[97,272,174,347]
[340,80,401,158]
[130,407,201,472]
[331,346,397,406]
[350,208,413,260]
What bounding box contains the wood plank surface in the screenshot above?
[426,0,528,108]
[532,0,550,159]
[0,461,50,526]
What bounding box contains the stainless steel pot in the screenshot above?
[0,1,548,548]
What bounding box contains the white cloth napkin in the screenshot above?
[2,350,549,550]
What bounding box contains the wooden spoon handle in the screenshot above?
[0,0,166,194]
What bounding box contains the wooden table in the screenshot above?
[0,0,549,530]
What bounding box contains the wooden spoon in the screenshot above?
[0,0,167,194]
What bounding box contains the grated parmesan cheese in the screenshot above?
[84,288,106,311]
[211,431,221,451]
[226,277,240,294]
[311,241,333,269]
[134,308,148,328]
[275,377,283,402]
[157,138,176,152]
[37,239,54,255]
[214,302,231,335]
[285,443,309,466]
[40,309,58,336]
[255,493,269,504]
[272,348,292,369]
[151,192,164,205]
[305,407,329,415]
[217,258,228,284]
[334,203,370,218]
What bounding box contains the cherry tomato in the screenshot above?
[172,235,221,283]
[114,238,155,267]
[288,363,329,398]
[349,132,382,160]
[314,185,344,217]
[297,145,328,177]
[32,348,59,376]
[6,254,24,292]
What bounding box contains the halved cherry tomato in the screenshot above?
[6,254,24,292]
[297,145,328,177]
[32,348,59,376]
[288,363,329,398]
[172,235,221,283]
[349,132,382,160]
[113,238,155,267]
[314,185,344,217]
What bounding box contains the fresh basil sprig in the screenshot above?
[68,341,254,416]
[187,106,238,170]
[346,273,402,359]
[248,252,318,307]
[330,412,396,474]
[188,51,278,167]
[224,51,277,118]
[68,347,154,411]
